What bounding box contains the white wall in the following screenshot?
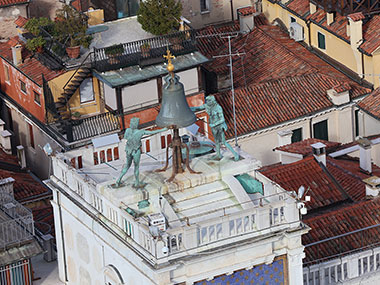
[178,68,199,95]
[237,107,355,166]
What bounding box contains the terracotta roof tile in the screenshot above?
[238,6,256,16]
[32,204,55,236]
[0,0,28,7]
[285,0,380,54]
[348,12,365,22]
[358,88,380,119]
[0,37,62,85]
[275,138,340,156]
[14,15,28,28]
[215,73,369,138]
[260,156,353,210]
[303,199,380,263]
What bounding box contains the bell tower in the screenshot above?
[155,50,199,181]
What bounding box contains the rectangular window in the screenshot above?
[145,139,151,153]
[107,148,112,162]
[167,134,172,145]
[20,80,27,94]
[313,120,328,141]
[77,156,83,169]
[80,78,95,103]
[113,147,119,160]
[28,123,35,148]
[355,109,359,137]
[100,150,105,163]
[291,128,302,143]
[4,65,10,82]
[200,0,209,12]
[318,31,326,49]
[93,152,99,165]
[34,91,41,105]
[161,135,166,149]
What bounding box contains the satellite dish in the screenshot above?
[298,186,305,199]
[43,143,53,156]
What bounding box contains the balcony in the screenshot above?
[92,29,197,72]
[0,193,34,249]
[48,111,121,143]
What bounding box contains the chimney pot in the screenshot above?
[0,177,15,197]
[310,2,317,14]
[327,12,334,26]
[363,176,380,197]
[358,138,372,173]
[277,130,293,147]
[1,130,12,154]
[311,142,326,166]
[238,6,255,33]
[11,44,22,66]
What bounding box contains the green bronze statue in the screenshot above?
[116,117,167,188]
[191,95,239,161]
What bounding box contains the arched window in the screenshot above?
[103,265,124,285]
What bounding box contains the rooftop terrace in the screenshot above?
[48,139,303,265]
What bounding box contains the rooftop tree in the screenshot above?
[137,0,182,35]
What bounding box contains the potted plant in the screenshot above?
[71,111,81,120]
[104,44,124,64]
[26,36,46,53]
[54,5,92,59]
[24,17,52,36]
[140,42,151,58]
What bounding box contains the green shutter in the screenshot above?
[313,120,328,141]
[318,32,326,49]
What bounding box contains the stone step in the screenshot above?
[169,180,226,203]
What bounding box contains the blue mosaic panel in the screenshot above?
[194,258,285,285]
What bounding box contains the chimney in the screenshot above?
[0,119,4,132]
[363,176,380,197]
[238,6,255,34]
[310,2,317,14]
[327,82,351,105]
[16,145,26,169]
[327,12,334,26]
[277,130,293,147]
[11,44,22,66]
[358,138,372,173]
[311,142,326,166]
[0,177,15,197]
[348,12,364,48]
[1,130,12,154]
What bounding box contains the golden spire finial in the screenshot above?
[163,48,175,77]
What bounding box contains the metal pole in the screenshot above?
[228,36,238,147]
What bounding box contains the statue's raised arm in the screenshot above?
[115,117,167,188]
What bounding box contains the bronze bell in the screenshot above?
[156,74,196,128]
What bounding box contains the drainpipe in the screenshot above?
[57,192,68,282]
[361,52,365,84]
[306,19,312,47]
[230,0,234,22]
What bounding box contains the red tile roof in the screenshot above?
[303,199,380,263]
[238,6,256,16]
[14,15,28,28]
[260,156,357,210]
[275,138,341,156]
[284,0,380,54]
[216,73,369,138]
[0,168,51,201]
[32,203,55,237]
[357,88,380,120]
[0,0,28,7]
[0,37,62,85]
[360,15,380,54]
[0,150,51,202]
[348,12,365,22]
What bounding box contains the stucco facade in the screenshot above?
[181,0,253,28]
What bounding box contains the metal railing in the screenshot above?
[92,29,197,72]
[0,194,34,249]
